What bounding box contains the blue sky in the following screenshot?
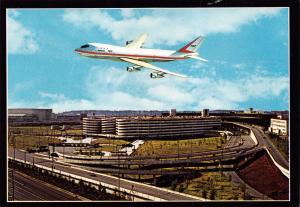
[7,8,289,112]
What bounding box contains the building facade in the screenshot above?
[269,118,289,135]
[82,117,102,135]
[83,116,221,139]
[8,108,52,122]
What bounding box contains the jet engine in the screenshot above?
[150,73,164,78]
[127,66,141,72]
[126,40,133,45]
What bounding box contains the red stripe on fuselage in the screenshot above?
[76,49,186,60]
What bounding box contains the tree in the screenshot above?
[210,189,216,200]
[202,189,207,198]
[179,184,185,192]
[171,179,177,190]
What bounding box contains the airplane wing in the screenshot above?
[120,57,188,78]
[125,33,148,49]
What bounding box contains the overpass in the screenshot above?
[8,148,204,201]
[9,121,289,200]
[224,122,289,177]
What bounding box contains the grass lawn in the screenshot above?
[9,126,82,135]
[135,137,226,156]
[169,172,249,200]
[91,139,129,146]
[8,135,61,150]
[268,135,289,160]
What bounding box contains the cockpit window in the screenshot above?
[80,44,89,48]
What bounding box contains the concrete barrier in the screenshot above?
[226,122,289,179]
[264,147,290,179]
[8,157,203,201]
[249,130,258,146]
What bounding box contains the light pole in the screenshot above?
[13,135,16,161]
[190,138,193,155]
[115,144,121,198]
[52,156,54,171]
[48,135,51,159]
[12,134,16,201]
[63,143,65,160]
[118,149,120,198]
[177,139,179,159]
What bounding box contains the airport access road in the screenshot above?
[8,168,86,201]
[60,148,260,167]
[223,134,272,200]
[226,122,288,170]
[249,126,288,170]
[51,138,253,161]
[9,148,203,201]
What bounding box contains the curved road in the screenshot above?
[250,126,288,169]
[9,148,203,201]
[8,169,87,201]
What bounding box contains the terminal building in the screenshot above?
[83,115,221,139]
[8,108,53,123]
[268,115,289,136]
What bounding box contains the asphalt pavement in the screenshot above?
[250,126,289,169]
[8,148,202,201]
[8,169,86,201]
[224,135,271,200]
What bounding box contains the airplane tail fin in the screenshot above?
[177,36,204,53]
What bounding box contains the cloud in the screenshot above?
[244,76,288,98]
[147,85,193,103]
[120,9,135,18]
[232,63,245,70]
[38,91,97,112]
[35,65,288,112]
[39,91,66,100]
[7,11,39,54]
[10,80,35,97]
[62,8,282,46]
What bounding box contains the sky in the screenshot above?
[7,8,289,113]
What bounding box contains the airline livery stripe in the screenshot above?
[76,50,186,60]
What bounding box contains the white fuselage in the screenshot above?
[75,43,188,62]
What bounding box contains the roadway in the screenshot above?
[225,122,288,170]
[8,168,87,201]
[60,148,260,167]
[250,126,289,169]
[8,148,202,201]
[50,136,250,161]
[9,123,288,201]
[223,134,272,200]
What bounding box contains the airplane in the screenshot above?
[75,33,207,78]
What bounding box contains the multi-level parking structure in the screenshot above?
[101,117,116,134]
[82,117,102,135]
[116,116,221,138]
[82,116,118,135]
[83,116,221,139]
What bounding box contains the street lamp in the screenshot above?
[12,134,16,201]
[51,156,54,171]
[115,144,122,198]
[13,135,16,161]
[190,138,193,155]
[177,139,179,159]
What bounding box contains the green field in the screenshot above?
[8,135,61,150]
[268,134,289,160]
[91,139,129,146]
[169,172,252,200]
[9,126,82,136]
[135,137,226,156]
